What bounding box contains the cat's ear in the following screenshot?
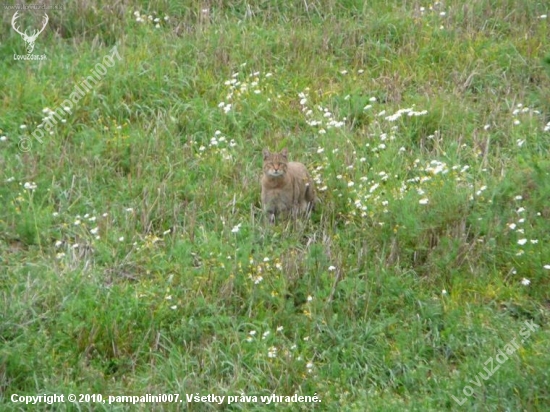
[263,149,271,160]
[280,148,288,159]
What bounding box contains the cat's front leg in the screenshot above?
[265,205,277,223]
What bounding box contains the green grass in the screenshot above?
[1,0,550,410]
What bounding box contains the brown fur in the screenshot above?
[261,148,316,223]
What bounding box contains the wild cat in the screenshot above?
[261,148,316,223]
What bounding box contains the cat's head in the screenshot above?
[263,148,288,177]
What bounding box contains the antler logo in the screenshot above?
[11,11,49,54]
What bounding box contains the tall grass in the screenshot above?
[1,0,549,410]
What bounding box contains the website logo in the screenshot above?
[11,11,48,59]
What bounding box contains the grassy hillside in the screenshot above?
[1,0,550,410]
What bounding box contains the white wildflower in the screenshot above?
[267,346,277,358]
